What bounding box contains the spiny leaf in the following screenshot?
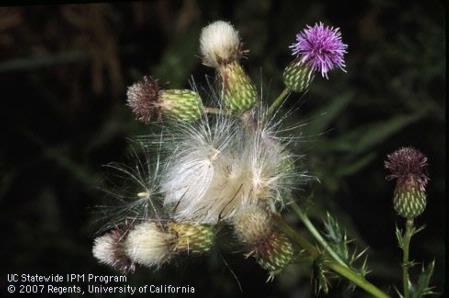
[303,91,354,135]
[312,257,335,295]
[396,225,404,249]
[410,261,436,298]
[322,212,371,281]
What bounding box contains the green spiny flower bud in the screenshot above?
[385,147,429,219]
[393,188,426,219]
[233,207,294,280]
[168,222,215,254]
[127,76,203,123]
[283,59,315,93]
[159,90,203,122]
[219,61,257,113]
[256,231,294,281]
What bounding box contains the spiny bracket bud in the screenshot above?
[393,189,426,219]
[219,61,257,113]
[160,89,204,122]
[385,147,429,219]
[233,207,294,280]
[256,231,294,282]
[168,222,215,254]
[126,76,203,123]
[283,59,315,93]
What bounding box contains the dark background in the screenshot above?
[0,1,445,297]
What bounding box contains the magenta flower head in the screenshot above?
[385,147,429,219]
[290,22,348,79]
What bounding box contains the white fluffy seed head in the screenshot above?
[200,20,241,68]
[124,222,174,268]
[92,233,117,266]
[160,110,299,224]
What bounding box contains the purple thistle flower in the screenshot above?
[385,147,429,192]
[290,22,348,79]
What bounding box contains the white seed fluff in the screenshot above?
[233,207,273,244]
[200,20,240,68]
[124,222,173,268]
[92,233,116,266]
[161,112,298,224]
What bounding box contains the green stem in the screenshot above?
[289,201,348,268]
[274,215,391,298]
[402,219,414,298]
[266,88,290,117]
[328,262,391,298]
[204,107,233,116]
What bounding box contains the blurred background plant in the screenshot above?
[0,1,444,297]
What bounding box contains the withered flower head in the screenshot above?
[385,147,429,192]
[126,76,161,124]
[92,225,135,274]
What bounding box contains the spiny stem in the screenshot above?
[402,219,414,298]
[266,88,290,117]
[274,215,391,298]
[327,262,391,298]
[289,201,348,268]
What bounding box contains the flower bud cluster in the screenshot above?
[94,19,347,280]
[93,221,215,271]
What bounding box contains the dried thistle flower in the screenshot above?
[94,220,215,272]
[92,226,135,274]
[127,76,161,123]
[385,147,429,218]
[160,110,302,224]
[124,221,174,268]
[200,20,241,68]
[127,76,203,123]
[199,20,257,113]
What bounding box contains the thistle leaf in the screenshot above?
[322,212,370,280]
[395,225,404,249]
[312,257,335,295]
[410,261,436,298]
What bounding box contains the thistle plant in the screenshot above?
[385,147,435,298]
[92,20,437,298]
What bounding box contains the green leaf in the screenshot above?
[323,212,349,261]
[324,111,426,154]
[312,257,334,295]
[335,152,377,177]
[396,225,404,249]
[304,91,354,135]
[410,261,436,298]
